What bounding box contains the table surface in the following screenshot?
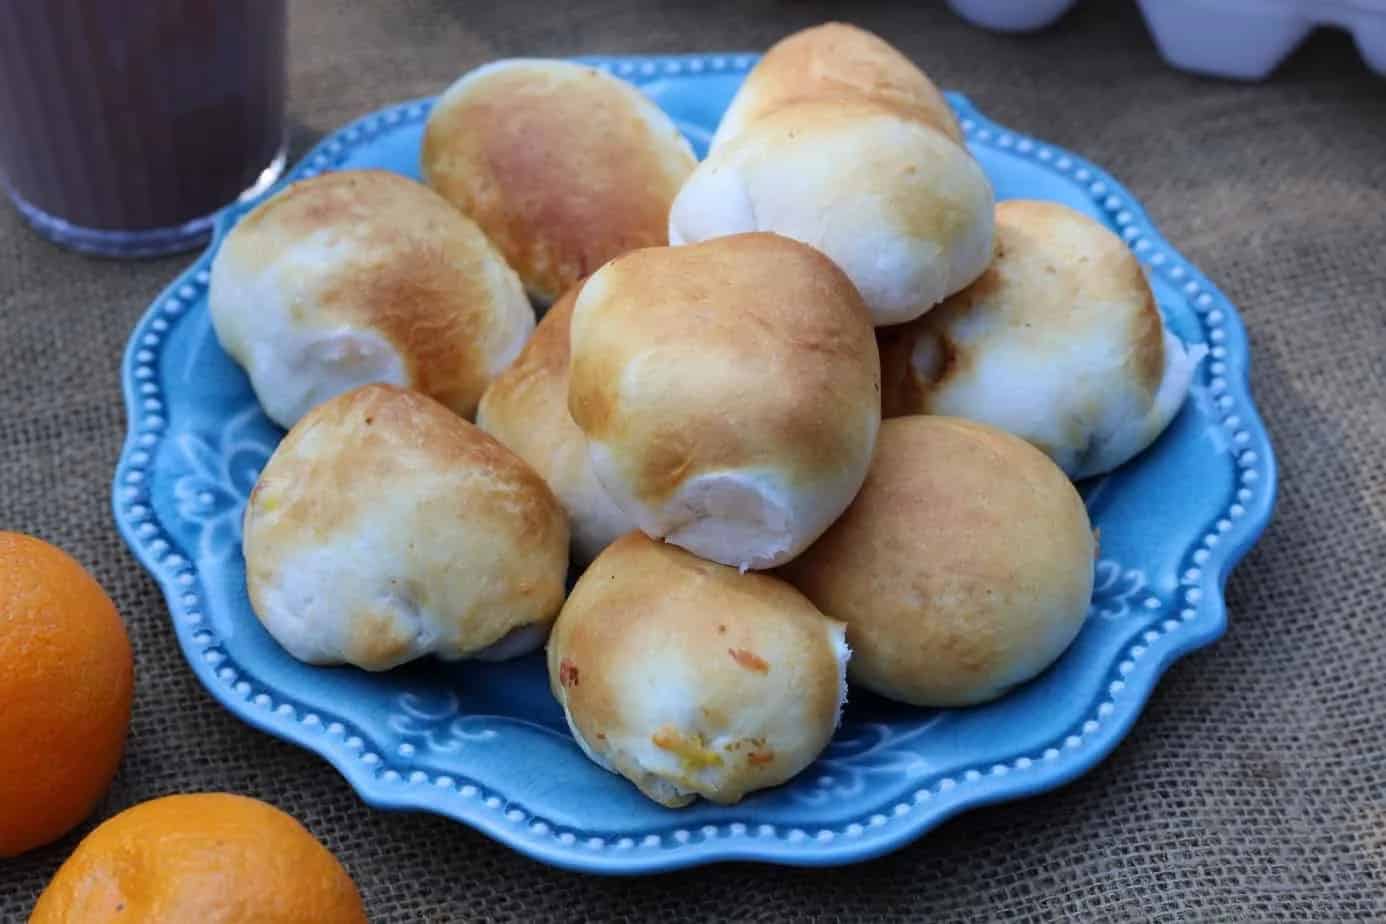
[3,2,1384,921]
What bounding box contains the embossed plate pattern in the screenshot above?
[113,54,1276,874]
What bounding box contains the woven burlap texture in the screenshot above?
[2,2,1383,921]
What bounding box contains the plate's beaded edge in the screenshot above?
[113,53,1270,865]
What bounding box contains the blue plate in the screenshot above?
[113,53,1276,874]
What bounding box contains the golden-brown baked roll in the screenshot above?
[670,99,994,327]
[422,59,697,302]
[242,384,569,671]
[547,532,849,807]
[209,169,532,429]
[711,21,962,152]
[781,416,1095,707]
[476,283,633,565]
[877,199,1206,478]
[567,233,881,571]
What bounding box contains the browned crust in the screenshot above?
[250,384,562,542]
[878,199,1165,419]
[722,22,962,145]
[422,62,697,301]
[477,282,581,438]
[996,199,1165,394]
[245,384,570,661]
[567,233,880,506]
[547,533,844,798]
[221,169,523,419]
[779,416,1093,706]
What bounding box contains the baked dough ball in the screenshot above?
[209,169,533,429]
[670,99,994,327]
[711,22,962,152]
[548,532,848,807]
[422,59,698,302]
[567,233,881,571]
[243,384,569,671]
[476,282,633,565]
[781,416,1095,707]
[878,199,1207,478]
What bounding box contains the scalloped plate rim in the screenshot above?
[112,52,1277,875]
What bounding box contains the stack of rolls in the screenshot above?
[212,61,701,680]
[206,22,1206,810]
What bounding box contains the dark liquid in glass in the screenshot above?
[0,0,286,252]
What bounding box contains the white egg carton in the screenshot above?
[946,0,1386,79]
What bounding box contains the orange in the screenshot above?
[0,531,133,857]
[29,793,369,923]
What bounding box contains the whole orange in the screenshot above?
[0,531,133,857]
[29,793,369,923]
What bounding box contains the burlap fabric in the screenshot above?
[2,2,1383,920]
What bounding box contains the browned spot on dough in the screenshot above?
[558,658,580,688]
[729,648,770,673]
[346,606,415,667]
